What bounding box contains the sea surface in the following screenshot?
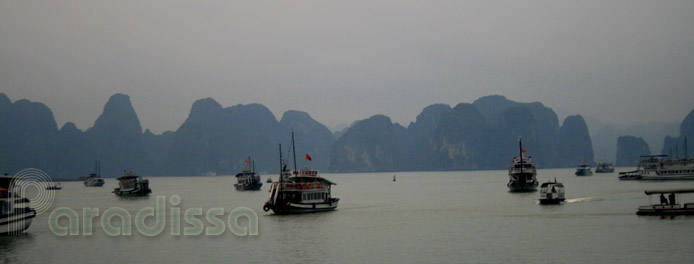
[2,169,694,263]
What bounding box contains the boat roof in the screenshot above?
[287,176,336,185]
[644,189,694,195]
[116,175,141,180]
[540,182,563,187]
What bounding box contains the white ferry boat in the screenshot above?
[507,138,538,192]
[618,155,694,180]
[539,180,565,204]
[84,161,105,187]
[0,175,37,235]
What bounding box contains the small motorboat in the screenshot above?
[46,183,63,190]
[539,180,565,204]
[636,189,694,215]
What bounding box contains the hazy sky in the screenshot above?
[1,0,693,134]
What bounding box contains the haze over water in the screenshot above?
[3,170,694,263]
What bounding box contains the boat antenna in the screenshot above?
[292,130,297,173]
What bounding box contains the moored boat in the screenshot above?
[507,137,539,192]
[619,155,694,181]
[0,175,37,235]
[539,180,565,204]
[595,161,614,173]
[234,158,263,191]
[636,189,694,215]
[46,183,62,190]
[263,133,339,214]
[575,162,593,176]
[113,171,151,196]
[84,161,105,187]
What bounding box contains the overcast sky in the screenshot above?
[1,0,693,134]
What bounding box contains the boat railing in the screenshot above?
[278,182,324,190]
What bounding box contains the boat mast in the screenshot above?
[279,143,283,187]
[292,131,297,173]
[519,137,524,174]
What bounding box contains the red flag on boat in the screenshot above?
[306,154,312,161]
[521,149,526,153]
[244,160,249,163]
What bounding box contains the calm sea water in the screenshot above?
[2,169,694,263]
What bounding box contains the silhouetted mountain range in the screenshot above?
[3,92,655,178]
[330,95,594,172]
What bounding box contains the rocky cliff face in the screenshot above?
[616,136,651,166]
[661,108,694,158]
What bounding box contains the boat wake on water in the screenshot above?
[564,197,603,203]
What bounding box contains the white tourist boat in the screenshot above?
[507,138,539,192]
[636,189,694,215]
[263,133,339,214]
[539,180,565,204]
[84,161,105,187]
[575,162,593,176]
[113,171,152,196]
[0,175,37,235]
[619,155,694,180]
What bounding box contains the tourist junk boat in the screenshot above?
[575,161,593,176]
[636,189,694,215]
[113,171,151,196]
[507,138,539,192]
[84,161,105,187]
[234,158,263,191]
[539,179,565,204]
[619,155,694,180]
[595,161,615,173]
[0,175,37,235]
[263,133,339,214]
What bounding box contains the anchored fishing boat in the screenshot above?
[0,175,37,235]
[636,189,694,215]
[263,133,339,214]
[113,171,151,196]
[507,137,539,192]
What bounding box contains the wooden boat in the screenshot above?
[113,171,151,196]
[263,132,339,214]
[507,137,538,192]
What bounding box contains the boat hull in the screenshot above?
[539,198,565,205]
[636,204,694,215]
[234,183,262,191]
[84,179,105,187]
[265,199,339,215]
[507,181,538,192]
[0,209,36,235]
[113,188,151,196]
[575,171,593,176]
